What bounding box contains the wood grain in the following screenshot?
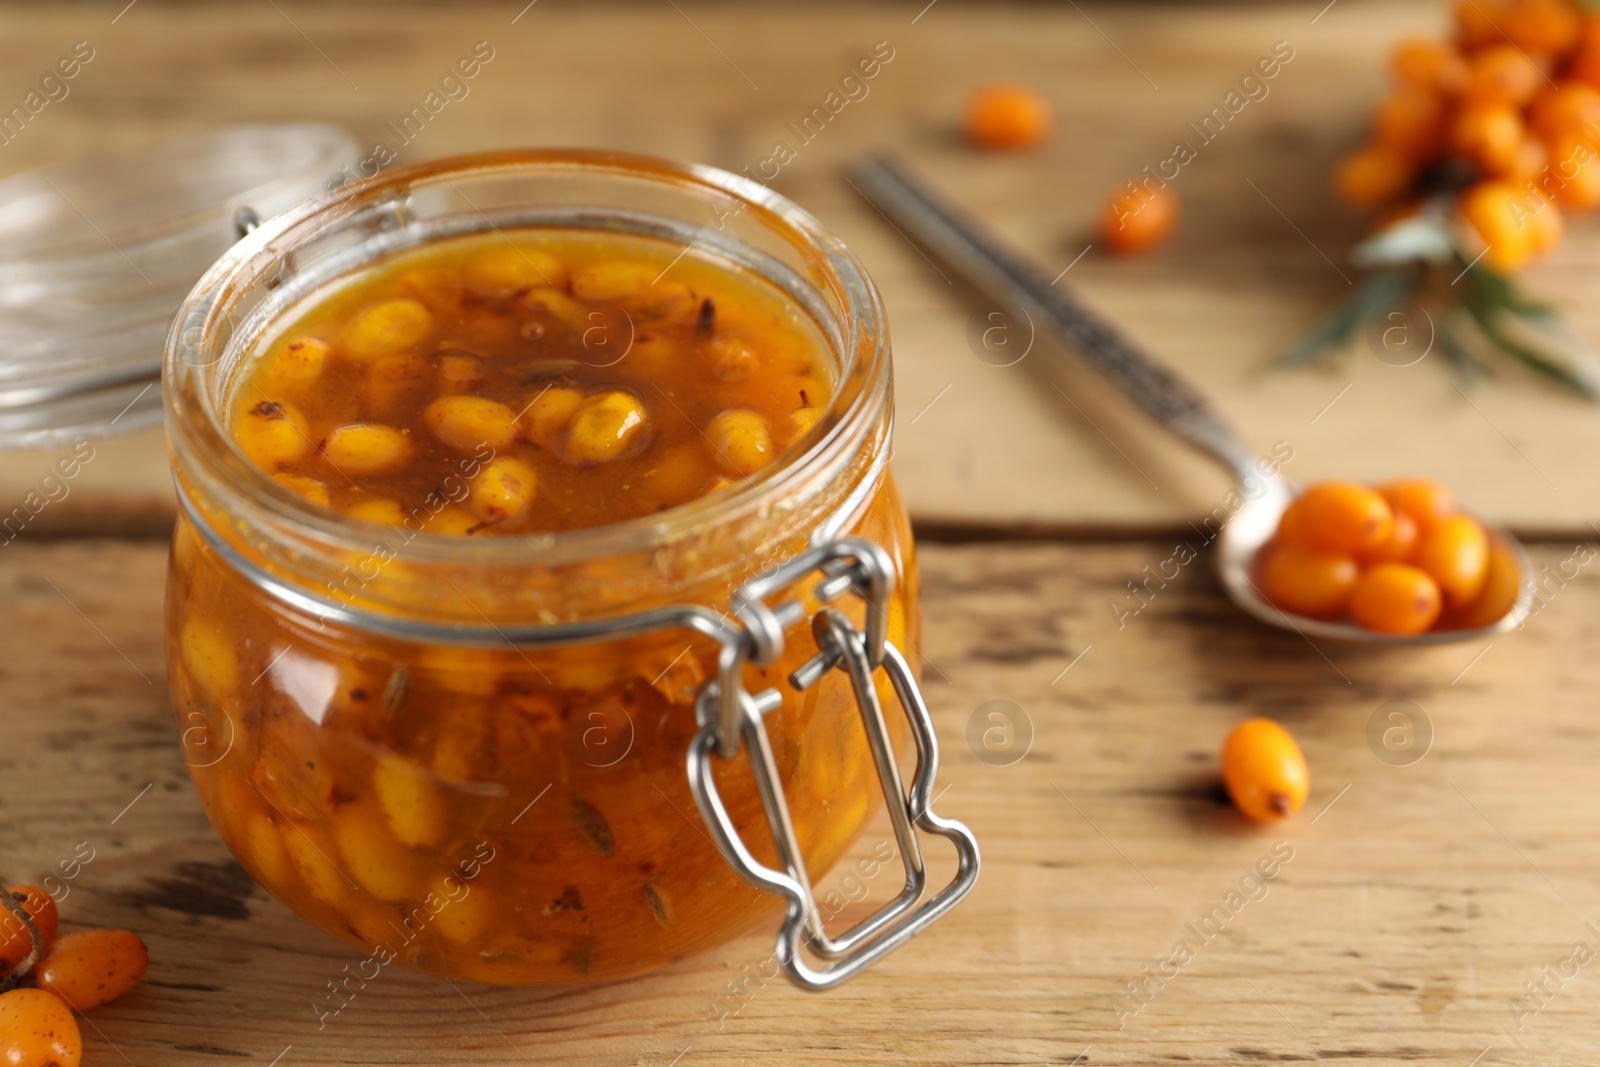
[5,536,1600,1066]
[0,0,1596,535]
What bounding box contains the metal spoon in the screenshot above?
[850,154,1536,644]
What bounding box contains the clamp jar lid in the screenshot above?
[0,123,358,448]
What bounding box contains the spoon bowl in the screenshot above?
[851,155,1538,646]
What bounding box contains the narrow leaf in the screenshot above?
[1277,269,1415,367]
[1438,310,1489,389]
[1460,262,1558,320]
[1460,291,1600,399]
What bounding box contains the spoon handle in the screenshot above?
[850,154,1256,481]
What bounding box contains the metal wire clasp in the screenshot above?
[686,536,981,991]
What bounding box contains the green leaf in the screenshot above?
[1353,214,1456,268]
[1458,261,1558,320]
[1277,302,1361,367]
[1276,269,1416,367]
[1508,312,1600,396]
[1459,288,1600,400]
[1438,310,1489,389]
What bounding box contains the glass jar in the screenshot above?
[162,149,977,989]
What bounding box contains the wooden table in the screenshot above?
[5,2,1600,1066]
[3,0,1600,537]
[7,537,1600,1066]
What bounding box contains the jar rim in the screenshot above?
[163,148,891,592]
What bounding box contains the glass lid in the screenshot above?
[0,123,359,449]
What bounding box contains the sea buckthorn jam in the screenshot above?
[230,230,833,532]
[165,182,918,988]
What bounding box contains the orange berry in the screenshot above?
[1505,136,1549,186]
[1392,37,1469,95]
[1464,45,1544,105]
[1568,16,1600,87]
[1350,563,1444,634]
[1456,0,1510,50]
[34,930,149,1011]
[1335,143,1415,207]
[1374,88,1447,158]
[1440,537,1526,628]
[1573,50,1600,90]
[1547,134,1600,210]
[1459,180,1537,271]
[0,988,80,1067]
[1356,509,1420,566]
[1413,514,1491,608]
[1451,102,1526,174]
[1529,82,1600,139]
[1221,718,1310,823]
[1524,196,1565,251]
[1271,498,1314,547]
[1580,13,1600,49]
[963,84,1052,150]
[1294,482,1395,554]
[1098,183,1179,255]
[1378,479,1456,528]
[0,887,58,972]
[1502,0,1582,58]
[1261,545,1359,619]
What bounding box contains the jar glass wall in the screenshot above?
[162,150,916,985]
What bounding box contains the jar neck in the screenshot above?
[164,150,892,630]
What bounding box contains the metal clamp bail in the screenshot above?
[687,536,981,991]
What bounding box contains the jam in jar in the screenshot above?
[163,150,976,987]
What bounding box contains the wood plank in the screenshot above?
[4,536,1600,1065]
[0,0,1594,535]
